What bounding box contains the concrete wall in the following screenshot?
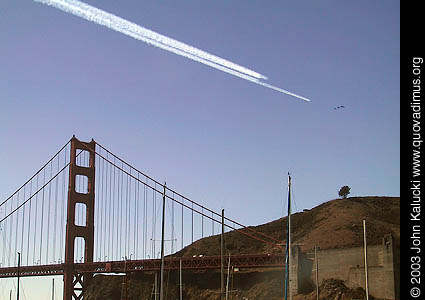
[292,235,398,300]
[287,246,315,296]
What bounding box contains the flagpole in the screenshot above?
[284,174,291,300]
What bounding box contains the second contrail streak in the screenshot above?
[34,0,310,102]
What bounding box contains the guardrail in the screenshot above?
[0,254,285,278]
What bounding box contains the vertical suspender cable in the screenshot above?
[128,169,131,257]
[33,174,38,264]
[97,155,101,260]
[108,156,113,259]
[119,161,122,259]
[120,162,124,260]
[181,197,183,250]
[46,160,53,263]
[7,197,11,266]
[124,169,127,258]
[1,204,4,265]
[103,154,106,260]
[106,156,110,260]
[12,195,15,265]
[152,183,156,258]
[212,212,214,236]
[221,209,224,300]
[60,148,66,262]
[104,154,108,260]
[112,158,116,261]
[95,154,100,261]
[102,154,107,260]
[20,184,25,264]
[40,169,45,263]
[26,174,32,265]
[15,192,19,265]
[136,173,139,259]
[8,196,12,266]
[0,218,4,266]
[125,172,129,257]
[191,203,194,244]
[93,153,97,260]
[145,178,148,259]
[53,155,59,263]
[143,182,146,259]
[113,157,117,261]
[6,198,9,265]
[108,157,114,261]
[106,153,110,259]
[171,192,174,254]
[103,156,107,260]
[115,159,119,260]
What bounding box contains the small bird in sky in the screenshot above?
[333,105,345,110]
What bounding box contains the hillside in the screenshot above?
[177,196,400,257]
[85,196,400,300]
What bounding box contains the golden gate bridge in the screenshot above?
[0,136,286,299]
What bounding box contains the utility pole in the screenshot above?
[154,272,158,300]
[314,245,319,300]
[363,219,369,300]
[284,174,292,300]
[159,183,166,300]
[124,258,128,300]
[179,259,183,300]
[225,254,231,300]
[52,278,55,300]
[16,252,20,300]
[221,209,225,300]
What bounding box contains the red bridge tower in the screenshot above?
[63,137,96,300]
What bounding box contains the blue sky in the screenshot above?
[0,0,399,298]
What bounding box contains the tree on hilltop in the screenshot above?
[338,186,351,198]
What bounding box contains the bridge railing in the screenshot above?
[0,254,285,278]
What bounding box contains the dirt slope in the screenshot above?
[85,196,400,300]
[177,196,400,256]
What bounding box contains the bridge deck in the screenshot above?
[0,254,285,278]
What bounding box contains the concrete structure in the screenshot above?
[288,246,314,296]
[291,235,399,300]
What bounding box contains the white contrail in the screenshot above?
[34,0,310,102]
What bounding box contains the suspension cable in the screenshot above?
[0,139,71,209]
[91,141,282,245]
[0,150,83,224]
[88,149,282,248]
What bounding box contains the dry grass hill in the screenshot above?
[176,196,399,257]
[86,196,400,300]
